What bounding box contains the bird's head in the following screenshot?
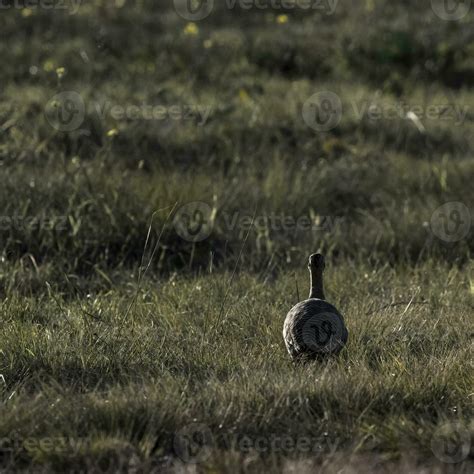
[308,253,325,272]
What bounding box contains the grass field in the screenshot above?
[0,1,473,472]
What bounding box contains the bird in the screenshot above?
[283,253,348,361]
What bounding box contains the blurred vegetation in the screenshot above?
[0,1,472,286]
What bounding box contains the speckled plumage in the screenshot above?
[283,254,348,361]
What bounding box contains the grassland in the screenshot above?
[0,1,473,472]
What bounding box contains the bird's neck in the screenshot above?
[309,268,325,300]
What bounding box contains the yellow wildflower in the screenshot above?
[184,23,199,36]
[43,60,55,72]
[56,67,66,79]
[107,129,119,138]
[239,89,251,103]
[276,14,289,24]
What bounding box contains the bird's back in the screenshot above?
[283,298,348,359]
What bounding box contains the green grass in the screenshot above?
[0,1,473,472]
[1,263,472,472]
